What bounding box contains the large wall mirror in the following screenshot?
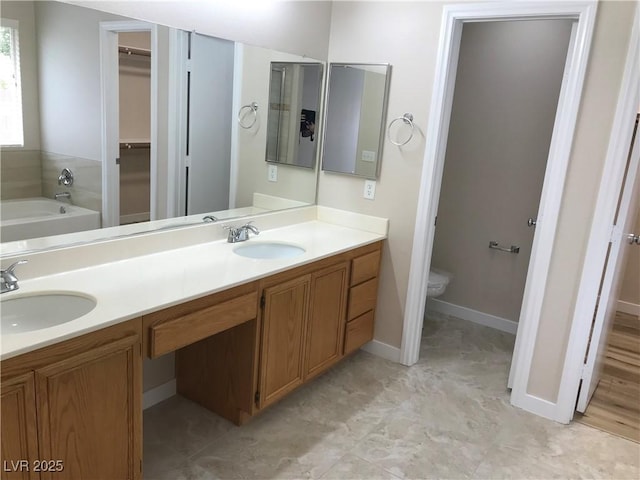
[321,63,391,179]
[0,1,324,256]
[266,62,323,169]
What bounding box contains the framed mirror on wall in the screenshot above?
[321,63,391,179]
[266,62,323,169]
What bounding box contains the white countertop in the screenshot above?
[1,214,387,360]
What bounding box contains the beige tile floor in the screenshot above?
[143,312,640,479]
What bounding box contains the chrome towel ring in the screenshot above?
[388,113,415,146]
[238,102,258,129]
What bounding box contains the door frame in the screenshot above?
[555,5,640,424]
[99,20,158,227]
[399,1,597,421]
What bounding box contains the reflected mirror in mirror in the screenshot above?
[0,1,322,255]
[266,62,323,169]
[321,63,391,179]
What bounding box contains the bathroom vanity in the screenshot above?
[0,209,386,479]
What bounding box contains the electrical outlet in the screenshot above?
[267,164,278,182]
[361,150,376,163]
[364,180,376,200]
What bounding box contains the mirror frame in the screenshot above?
[320,62,392,180]
[265,61,324,170]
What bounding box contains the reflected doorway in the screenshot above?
[118,31,151,225]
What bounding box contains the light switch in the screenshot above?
[268,164,278,182]
[361,150,376,163]
[364,180,376,200]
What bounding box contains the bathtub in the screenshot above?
[1,197,101,243]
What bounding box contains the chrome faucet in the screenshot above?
[58,168,74,186]
[55,192,71,201]
[1,260,27,294]
[226,222,260,243]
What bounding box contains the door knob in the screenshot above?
[527,218,537,228]
[627,233,640,245]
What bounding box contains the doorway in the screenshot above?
[400,1,597,422]
[575,114,640,442]
[427,20,573,341]
[99,20,158,228]
[118,31,152,225]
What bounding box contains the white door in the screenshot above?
[577,117,640,412]
[186,33,235,215]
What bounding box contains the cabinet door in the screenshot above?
[35,334,142,480]
[258,275,310,409]
[304,262,349,380]
[1,373,39,480]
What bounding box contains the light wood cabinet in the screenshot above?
[304,262,349,380]
[255,258,353,410]
[0,240,383,476]
[148,282,261,425]
[1,373,38,480]
[344,246,382,355]
[259,275,311,409]
[1,320,142,480]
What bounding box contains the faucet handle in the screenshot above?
[242,222,260,234]
[4,259,27,274]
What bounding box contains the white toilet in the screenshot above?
[427,269,452,298]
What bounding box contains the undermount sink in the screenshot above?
[1,292,97,333]
[233,242,306,260]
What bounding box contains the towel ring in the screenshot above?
[388,113,415,146]
[238,102,258,129]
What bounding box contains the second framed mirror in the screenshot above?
[321,63,391,179]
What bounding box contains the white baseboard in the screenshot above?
[428,299,518,335]
[143,379,176,410]
[361,339,401,363]
[617,300,640,316]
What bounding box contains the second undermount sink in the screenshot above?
[233,242,306,260]
[1,292,97,334]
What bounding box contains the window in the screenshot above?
[0,19,24,147]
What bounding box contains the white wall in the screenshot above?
[431,20,573,323]
[69,0,333,60]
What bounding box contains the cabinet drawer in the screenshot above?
[350,250,381,286]
[348,278,378,320]
[344,310,375,355]
[150,292,257,358]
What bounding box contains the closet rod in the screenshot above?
[119,142,151,150]
[118,46,151,58]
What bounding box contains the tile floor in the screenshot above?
[143,312,640,479]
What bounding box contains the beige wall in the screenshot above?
[320,1,443,347]
[234,45,319,208]
[431,20,573,322]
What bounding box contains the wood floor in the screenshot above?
[577,311,640,443]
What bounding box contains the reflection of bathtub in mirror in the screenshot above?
[1,198,101,243]
[0,193,307,255]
